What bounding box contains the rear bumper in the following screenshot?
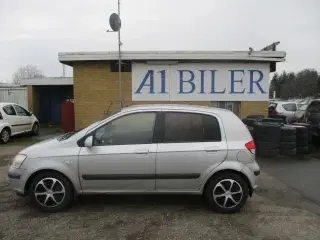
[241,161,260,192]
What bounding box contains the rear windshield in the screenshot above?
[282,103,297,111]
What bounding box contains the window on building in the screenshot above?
[110,60,132,72]
[3,105,16,116]
[93,112,156,146]
[216,102,241,116]
[163,112,221,143]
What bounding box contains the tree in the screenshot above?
[12,64,45,85]
[269,69,320,99]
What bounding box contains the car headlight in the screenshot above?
[11,154,27,169]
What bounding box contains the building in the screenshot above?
[29,50,286,129]
[21,77,73,124]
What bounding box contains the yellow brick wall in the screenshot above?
[73,61,268,129]
[240,102,268,119]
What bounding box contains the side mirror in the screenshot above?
[84,136,93,147]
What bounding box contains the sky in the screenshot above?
[1,0,320,82]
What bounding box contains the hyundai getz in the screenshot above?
[8,104,260,213]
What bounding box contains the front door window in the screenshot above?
[93,112,156,146]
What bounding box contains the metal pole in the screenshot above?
[118,0,122,109]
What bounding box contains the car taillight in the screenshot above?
[245,140,256,154]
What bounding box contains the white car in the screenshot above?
[0,102,39,144]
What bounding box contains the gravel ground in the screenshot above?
[1,144,320,240]
[1,164,320,240]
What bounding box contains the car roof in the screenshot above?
[270,101,296,104]
[121,104,231,114]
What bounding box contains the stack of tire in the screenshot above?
[253,122,281,158]
[279,125,296,156]
[291,123,311,154]
[261,118,284,124]
[242,115,264,138]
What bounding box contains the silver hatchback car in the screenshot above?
[8,104,260,213]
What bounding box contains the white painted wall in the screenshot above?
[132,62,270,101]
[0,88,28,108]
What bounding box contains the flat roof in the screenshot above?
[59,50,286,66]
[20,77,73,86]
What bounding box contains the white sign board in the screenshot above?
[132,63,270,101]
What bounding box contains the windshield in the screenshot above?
[57,120,103,141]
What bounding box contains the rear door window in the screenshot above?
[282,103,297,111]
[3,105,16,116]
[163,112,221,143]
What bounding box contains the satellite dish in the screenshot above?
[109,13,121,32]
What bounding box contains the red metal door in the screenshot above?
[61,100,75,133]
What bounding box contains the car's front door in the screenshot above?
[78,111,158,192]
[155,111,228,192]
[13,104,33,132]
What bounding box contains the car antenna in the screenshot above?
[104,101,113,118]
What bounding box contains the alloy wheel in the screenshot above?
[34,178,66,208]
[1,130,10,143]
[213,179,243,209]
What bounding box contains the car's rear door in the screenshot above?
[155,111,227,192]
[2,104,20,134]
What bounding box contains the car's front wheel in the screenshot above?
[29,171,74,212]
[0,128,10,144]
[205,172,249,213]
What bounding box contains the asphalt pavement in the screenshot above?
[258,156,320,206]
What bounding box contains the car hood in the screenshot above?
[19,136,80,158]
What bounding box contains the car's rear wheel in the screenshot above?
[29,171,74,212]
[32,122,39,135]
[0,128,10,144]
[205,172,249,213]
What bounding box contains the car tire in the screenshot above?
[281,135,296,142]
[257,149,279,158]
[247,115,264,119]
[205,172,249,213]
[256,141,279,150]
[292,126,308,134]
[29,171,74,212]
[297,146,309,155]
[32,122,40,135]
[0,128,10,144]
[280,148,296,156]
[279,142,296,149]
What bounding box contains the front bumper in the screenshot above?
[7,167,27,196]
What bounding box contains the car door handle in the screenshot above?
[134,149,149,154]
[204,147,219,153]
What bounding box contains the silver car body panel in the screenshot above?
[8,104,259,195]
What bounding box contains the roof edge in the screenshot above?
[58,50,286,65]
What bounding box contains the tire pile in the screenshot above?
[279,126,296,156]
[291,123,312,154]
[253,122,281,158]
[242,115,313,158]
